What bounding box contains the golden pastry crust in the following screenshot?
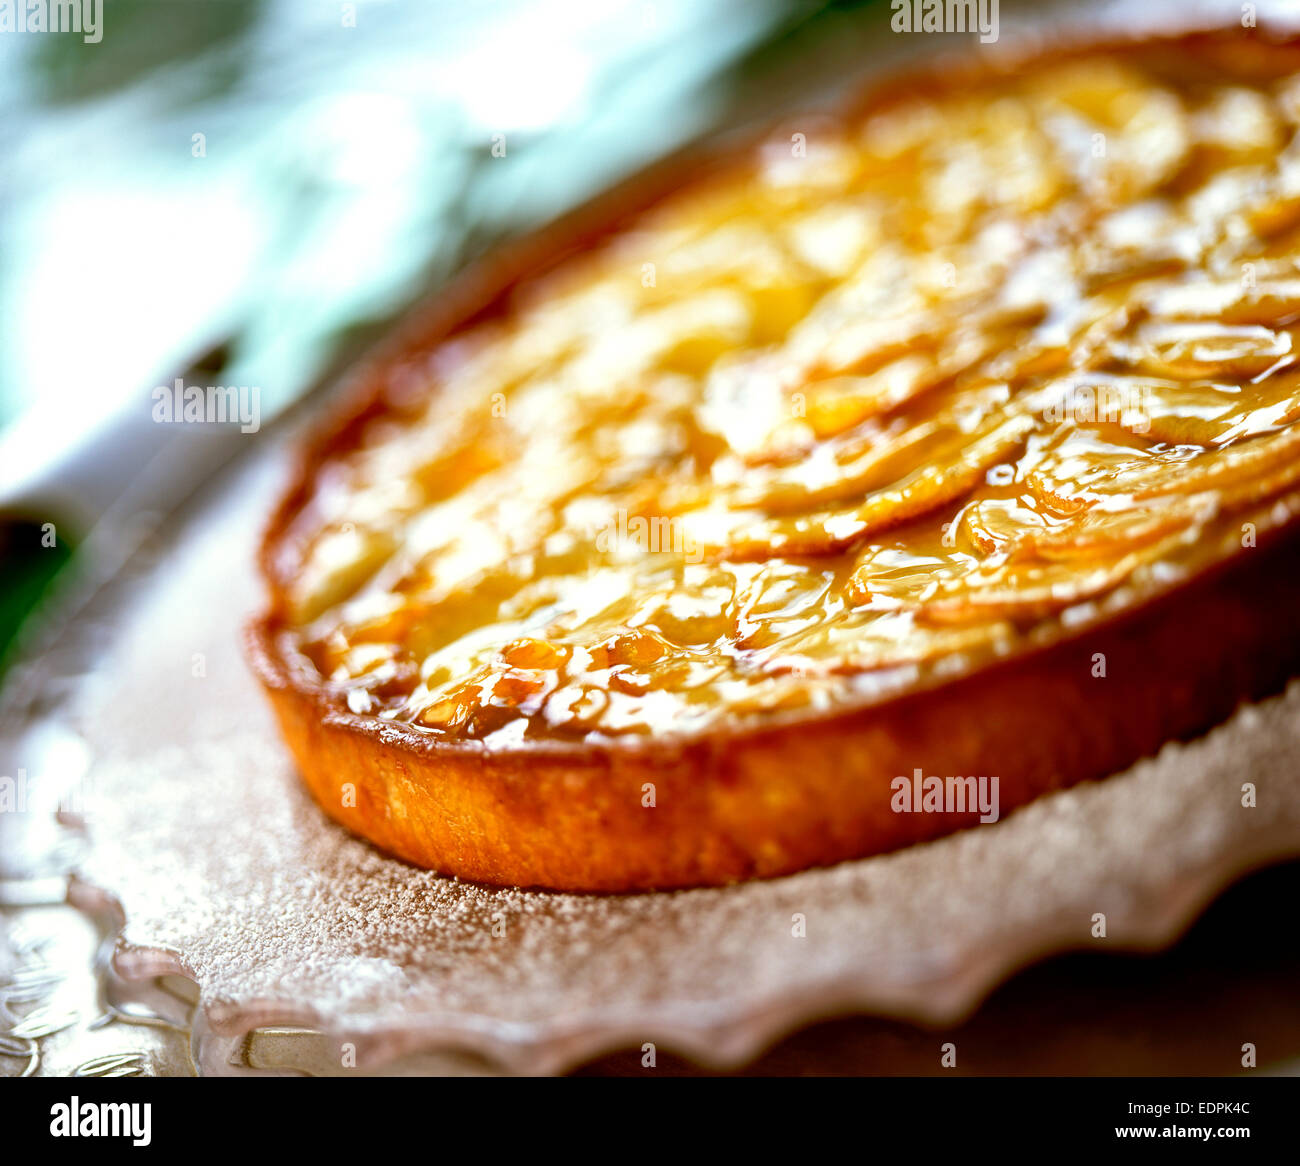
[250,29,1300,890]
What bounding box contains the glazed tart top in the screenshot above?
[267,35,1300,747]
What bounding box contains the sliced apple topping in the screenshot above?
[278,41,1300,742]
[685,412,1034,559]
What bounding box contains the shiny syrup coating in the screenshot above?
[276,40,1300,747]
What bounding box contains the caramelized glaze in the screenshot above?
[273,41,1300,746]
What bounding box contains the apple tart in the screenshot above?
[251,31,1300,890]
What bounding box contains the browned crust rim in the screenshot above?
[247,24,1300,889]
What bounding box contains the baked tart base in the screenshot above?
[251,29,1300,890]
